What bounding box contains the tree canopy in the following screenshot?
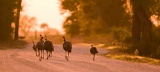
[60,0,131,37]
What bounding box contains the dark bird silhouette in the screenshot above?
[62,36,72,60]
[90,45,98,61]
[35,35,44,61]
[32,41,38,56]
[44,36,54,60]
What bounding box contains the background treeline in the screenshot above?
[60,0,160,58]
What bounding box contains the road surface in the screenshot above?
[0,43,160,72]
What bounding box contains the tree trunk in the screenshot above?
[0,0,13,42]
[14,0,22,40]
[132,13,141,46]
[132,5,152,56]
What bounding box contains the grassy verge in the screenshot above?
[104,46,160,66]
[0,40,28,50]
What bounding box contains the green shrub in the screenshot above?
[112,27,132,46]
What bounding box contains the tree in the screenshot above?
[19,15,37,36]
[14,0,22,40]
[0,0,22,42]
[130,0,160,56]
[63,12,80,37]
[60,0,80,37]
[60,0,160,57]
[0,0,16,42]
[60,0,130,36]
[40,23,49,35]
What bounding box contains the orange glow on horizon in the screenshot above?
[22,0,69,34]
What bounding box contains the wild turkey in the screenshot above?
[32,41,38,56]
[35,35,44,61]
[62,36,72,60]
[90,45,98,61]
[44,36,54,59]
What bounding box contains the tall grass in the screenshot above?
[105,46,160,65]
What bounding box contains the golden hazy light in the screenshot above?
[22,0,68,34]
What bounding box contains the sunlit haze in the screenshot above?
[22,0,68,34]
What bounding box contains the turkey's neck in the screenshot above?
[40,38,43,41]
[63,38,66,42]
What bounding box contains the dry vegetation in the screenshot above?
[0,40,27,50]
[104,46,160,66]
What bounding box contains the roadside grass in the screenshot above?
[0,40,28,50]
[104,46,160,66]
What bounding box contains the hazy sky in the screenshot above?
[22,0,68,33]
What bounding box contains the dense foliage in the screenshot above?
[60,0,160,57]
[60,0,131,37]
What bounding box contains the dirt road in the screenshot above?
[0,43,160,72]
